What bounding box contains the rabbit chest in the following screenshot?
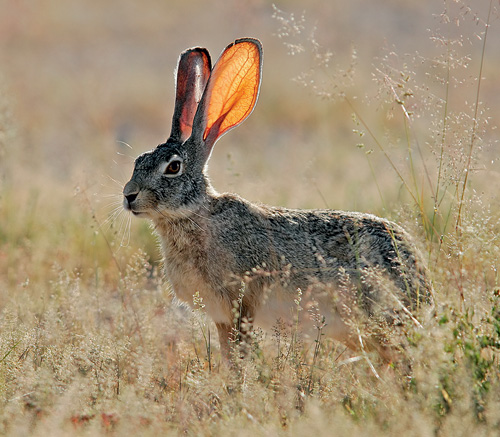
[155,216,235,323]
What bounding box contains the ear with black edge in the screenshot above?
[191,38,263,160]
[170,47,212,143]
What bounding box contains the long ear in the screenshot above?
[192,38,262,157]
[170,47,211,143]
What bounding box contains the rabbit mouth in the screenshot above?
[128,205,150,217]
[123,200,146,217]
[130,209,151,218]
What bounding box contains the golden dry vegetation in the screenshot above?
[1,0,500,435]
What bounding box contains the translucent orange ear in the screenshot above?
[199,39,262,149]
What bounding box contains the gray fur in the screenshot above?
[123,38,434,359]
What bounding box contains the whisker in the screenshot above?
[103,173,127,189]
[188,208,213,222]
[115,152,136,162]
[119,212,132,248]
[101,194,124,207]
[115,210,129,248]
[100,195,124,209]
[101,205,125,232]
[153,207,175,228]
[115,141,136,161]
[117,140,133,150]
[177,210,205,233]
[100,193,124,199]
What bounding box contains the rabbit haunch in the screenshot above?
[123,38,433,359]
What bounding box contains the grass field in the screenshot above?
[1,0,500,435]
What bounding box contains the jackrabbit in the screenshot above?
[123,38,433,361]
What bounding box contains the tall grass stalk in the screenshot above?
[455,0,493,232]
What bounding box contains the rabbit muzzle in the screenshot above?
[123,180,141,215]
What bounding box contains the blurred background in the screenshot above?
[0,0,498,264]
[1,2,500,431]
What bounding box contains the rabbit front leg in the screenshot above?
[215,307,255,362]
[216,322,254,362]
[215,323,232,361]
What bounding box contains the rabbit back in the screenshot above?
[215,194,430,300]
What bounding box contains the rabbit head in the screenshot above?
[123,39,263,219]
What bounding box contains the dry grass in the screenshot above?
[1,0,500,435]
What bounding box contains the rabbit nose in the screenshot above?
[123,181,140,209]
[125,192,137,204]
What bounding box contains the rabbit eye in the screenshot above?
[165,160,181,175]
[159,155,184,178]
